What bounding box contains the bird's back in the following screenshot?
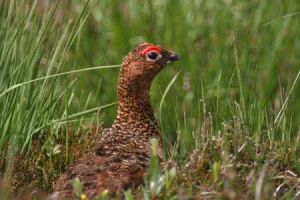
[51,128,158,199]
[52,153,149,199]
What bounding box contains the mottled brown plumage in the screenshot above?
[50,43,179,199]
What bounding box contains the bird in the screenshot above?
[49,42,180,199]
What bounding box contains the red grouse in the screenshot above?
[50,42,179,199]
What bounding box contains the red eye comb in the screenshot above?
[141,46,161,56]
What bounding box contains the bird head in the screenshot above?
[120,42,180,83]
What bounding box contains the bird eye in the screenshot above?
[146,51,162,61]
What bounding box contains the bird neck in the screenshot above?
[112,73,159,136]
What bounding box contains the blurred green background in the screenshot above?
[1,0,300,153]
[70,0,300,145]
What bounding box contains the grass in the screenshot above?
[1,0,300,199]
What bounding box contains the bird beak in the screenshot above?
[168,53,180,63]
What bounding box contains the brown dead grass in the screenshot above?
[0,125,103,195]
